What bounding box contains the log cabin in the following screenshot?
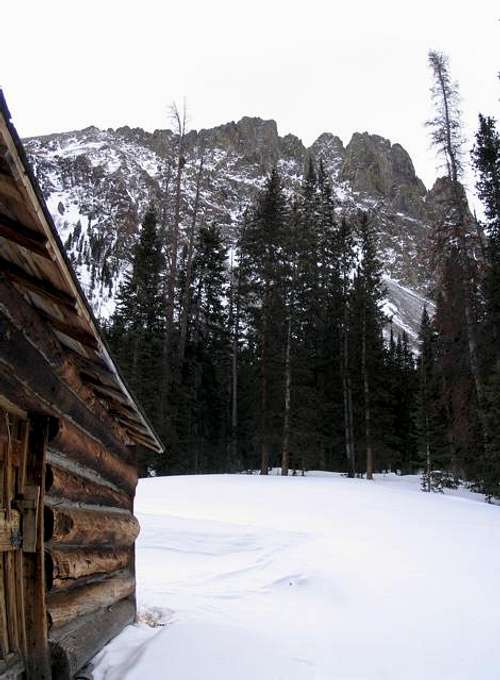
[0,91,163,679]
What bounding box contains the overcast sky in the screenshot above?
[1,0,499,191]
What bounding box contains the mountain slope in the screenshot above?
[24,117,441,336]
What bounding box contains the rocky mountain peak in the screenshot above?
[23,116,447,338]
[309,133,346,179]
[341,132,426,217]
[191,117,281,171]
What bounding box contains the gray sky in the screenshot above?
[2,0,499,191]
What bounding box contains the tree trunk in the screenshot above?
[177,152,205,371]
[260,288,269,476]
[425,412,431,492]
[361,311,374,480]
[228,253,242,471]
[434,58,490,447]
[341,303,356,477]
[160,104,187,435]
[458,239,489,438]
[281,308,292,476]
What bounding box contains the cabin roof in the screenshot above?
[0,90,163,453]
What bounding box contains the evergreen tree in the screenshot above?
[426,49,489,451]
[186,223,230,473]
[286,161,324,474]
[387,331,418,475]
[108,207,165,475]
[240,169,290,474]
[350,213,386,479]
[471,115,500,365]
[336,216,356,475]
[471,114,500,499]
[416,307,449,491]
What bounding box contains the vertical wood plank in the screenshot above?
[3,418,12,523]
[15,421,28,660]
[14,551,27,661]
[0,555,10,658]
[5,417,19,656]
[0,420,8,663]
[5,553,19,654]
[17,422,29,495]
[22,414,51,680]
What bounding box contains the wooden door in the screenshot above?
[0,412,28,680]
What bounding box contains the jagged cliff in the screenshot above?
[24,116,447,337]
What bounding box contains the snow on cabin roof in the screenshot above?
[0,89,163,453]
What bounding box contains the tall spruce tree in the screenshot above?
[350,213,386,479]
[471,114,500,499]
[416,307,449,491]
[108,207,165,475]
[426,50,489,450]
[287,161,324,474]
[336,216,356,475]
[185,223,231,473]
[472,114,500,363]
[241,169,289,474]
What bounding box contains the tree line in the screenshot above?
[105,158,419,479]
[104,53,500,501]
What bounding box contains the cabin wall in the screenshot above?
[0,95,162,680]
[0,281,143,679]
[44,419,139,679]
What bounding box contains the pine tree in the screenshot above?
[426,50,489,450]
[416,307,449,491]
[187,223,230,473]
[108,207,165,475]
[242,169,289,474]
[387,331,418,475]
[431,257,481,484]
[336,216,356,475]
[471,114,500,499]
[350,213,386,479]
[472,114,500,363]
[286,161,323,475]
[315,161,346,473]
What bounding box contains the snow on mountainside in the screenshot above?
[91,473,500,680]
[24,118,442,336]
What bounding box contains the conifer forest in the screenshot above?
[101,53,500,501]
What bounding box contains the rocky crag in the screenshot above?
[24,117,450,337]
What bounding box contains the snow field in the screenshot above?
[93,473,500,679]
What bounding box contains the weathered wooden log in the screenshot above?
[0,173,23,203]
[46,548,132,591]
[0,256,77,310]
[0,279,139,453]
[45,505,139,548]
[48,420,137,493]
[49,596,135,679]
[0,211,50,259]
[47,571,135,629]
[0,307,139,465]
[46,463,132,511]
[38,311,99,351]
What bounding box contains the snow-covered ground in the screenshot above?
[93,472,500,679]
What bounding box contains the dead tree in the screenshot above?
[427,50,489,443]
[161,100,187,428]
[164,100,187,361]
[177,145,205,371]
